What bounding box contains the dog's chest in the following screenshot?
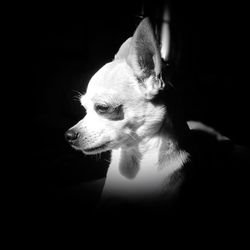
[113,147,161,178]
[102,146,187,199]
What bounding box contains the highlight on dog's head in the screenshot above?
[115,18,165,99]
[65,18,168,154]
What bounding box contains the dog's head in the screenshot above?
[65,18,168,154]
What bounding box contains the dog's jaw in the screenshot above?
[82,141,111,155]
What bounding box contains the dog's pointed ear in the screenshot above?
[114,38,132,60]
[126,18,163,99]
[127,18,162,77]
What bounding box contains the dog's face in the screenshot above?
[65,18,167,154]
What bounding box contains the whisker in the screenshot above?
[104,159,111,163]
[98,153,102,160]
[72,90,84,102]
[95,154,100,161]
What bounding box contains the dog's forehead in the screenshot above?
[86,60,136,96]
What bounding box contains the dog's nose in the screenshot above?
[64,129,79,143]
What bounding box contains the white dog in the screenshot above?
[65,17,244,211]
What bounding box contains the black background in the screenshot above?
[16,0,250,237]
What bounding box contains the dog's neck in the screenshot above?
[102,113,190,201]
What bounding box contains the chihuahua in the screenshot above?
[65,17,233,207]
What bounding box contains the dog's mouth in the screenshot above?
[83,141,110,154]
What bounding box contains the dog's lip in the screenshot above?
[83,141,110,153]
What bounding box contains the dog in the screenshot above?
[65,17,249,217]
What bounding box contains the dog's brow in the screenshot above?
[91,93,122,105]
[92,96,106,104]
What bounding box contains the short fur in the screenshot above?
[65,18,249,213]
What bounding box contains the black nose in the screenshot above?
[64,129,79,143]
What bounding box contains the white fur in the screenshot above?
[102,137,189,201]
[68,18,190,204]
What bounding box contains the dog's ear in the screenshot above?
[126,18,163,99]
[115,38,132,60]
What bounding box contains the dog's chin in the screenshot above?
[82,141,111,155]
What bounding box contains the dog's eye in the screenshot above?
[94,104,113,114]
